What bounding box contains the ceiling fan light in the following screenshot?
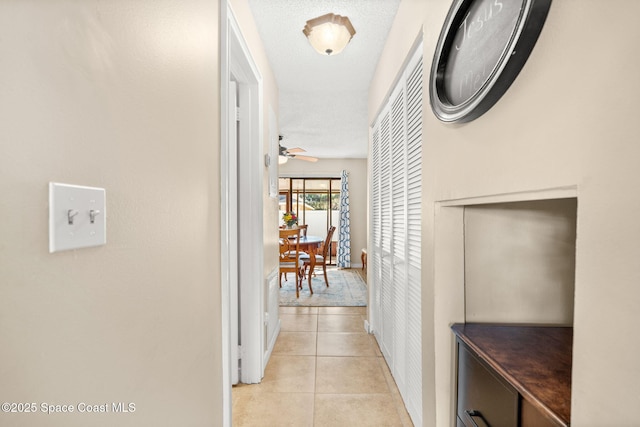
[278,155,288,165]
[303,13,355,56]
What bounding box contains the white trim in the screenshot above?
[263,321,281,368]
[227,4,265,385]
[436,185,578,207]
[219,3,232,425]
[228,81,239,386]
[268,107,279,198]
[370,29,425,127]
[265,267,281,366]
[279,173,342,179]
[364,319,372,334]
[221,3,265,425]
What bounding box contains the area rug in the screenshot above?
[279,268,367,307]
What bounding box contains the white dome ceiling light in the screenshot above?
[303,13,356,56]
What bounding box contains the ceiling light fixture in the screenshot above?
[303,13,356,56]
[278,155,288,165]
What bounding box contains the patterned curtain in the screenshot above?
[337,170,351,268]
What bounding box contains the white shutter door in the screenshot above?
[390,84,407,392]
[369,43,422,427]
[378,108,393,360]
[371,123,381,332]
[404,51,423,426]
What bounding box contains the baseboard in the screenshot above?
[343,262,363,269]
[364,319,372,334]
[263,319,281,369]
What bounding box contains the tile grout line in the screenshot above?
[271,307,411,425]
[313,312,319,427]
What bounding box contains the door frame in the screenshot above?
[221,2,265,425]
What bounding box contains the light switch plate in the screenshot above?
[49,182,106,253]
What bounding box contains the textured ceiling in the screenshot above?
[247,0,400,159]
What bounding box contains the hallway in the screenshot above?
[232,307,413,426]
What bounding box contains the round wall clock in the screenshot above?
[430,0,552,123]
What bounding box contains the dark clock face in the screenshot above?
[430,0,552,123]
[444,0,522,105]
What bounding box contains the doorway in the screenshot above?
[279,177,340,264]
[221,3,265,426]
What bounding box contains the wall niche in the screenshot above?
[464,198,577,325]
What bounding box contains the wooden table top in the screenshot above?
[296,235,323,245]
[280,235,323,246]
[452,323,572,426]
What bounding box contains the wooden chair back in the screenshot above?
[302,225,337,288]
[320,226,336,258]
[279,227,303,297]
[279,227,301,259]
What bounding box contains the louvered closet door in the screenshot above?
[378,107,393,360]
[390,83,407,391]
[371,123,381,332]
[404,49,423,423]
[369,43,422,427]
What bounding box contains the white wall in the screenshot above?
[370,0,640,425]
[0,1,222,426]
[280,158,368,267]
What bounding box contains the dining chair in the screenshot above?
[288,225,308,279]
[300,226,336,288]
[279,227,306,298]
[281,225,308,273]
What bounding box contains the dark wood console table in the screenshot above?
[452,323,572,427]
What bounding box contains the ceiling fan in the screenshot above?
[279,136,318,163]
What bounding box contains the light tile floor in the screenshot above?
[232,306,414,426]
